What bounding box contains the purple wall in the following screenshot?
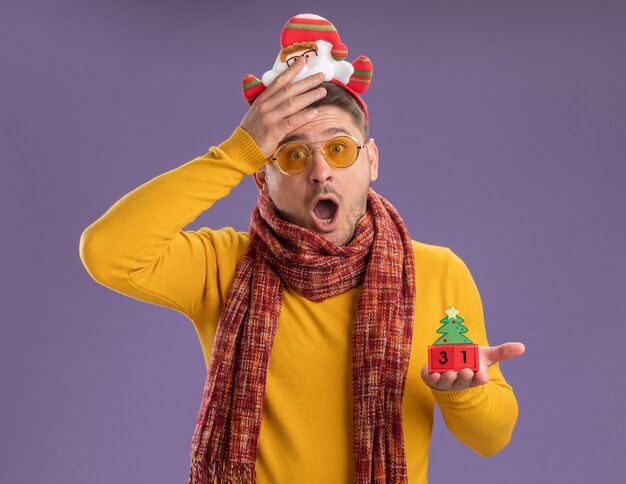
[2,0,625,482]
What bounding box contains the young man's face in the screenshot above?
[254,105,378,246]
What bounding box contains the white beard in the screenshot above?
[261,40,354,87]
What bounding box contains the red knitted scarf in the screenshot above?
[188,188,416,483]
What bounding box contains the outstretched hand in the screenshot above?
[239,56,327,159]
[421,342,525,391]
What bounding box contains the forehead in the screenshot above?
[279,106,362,144]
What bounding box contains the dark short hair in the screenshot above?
[308,81,369,140]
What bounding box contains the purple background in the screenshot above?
[2,0,625,482]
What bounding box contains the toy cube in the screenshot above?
[428,344,479,373]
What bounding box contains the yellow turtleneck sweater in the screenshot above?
[79,127,518,483]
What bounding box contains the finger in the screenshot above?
[247,58,307,108]
[258,56,306,99]
[420,364,442,388]
[436,371,459,391]
[452,368,475,390]
[271,86,327,129]
[482,342,526,366]
[263,71,326,113]
[472,368,491,386]
[279,107,321,134]
[262,56,316,101]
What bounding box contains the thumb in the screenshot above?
[482,342,526,366]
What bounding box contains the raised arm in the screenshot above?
[78,129,266,319]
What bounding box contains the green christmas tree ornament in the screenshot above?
[433,306,473,345]
[428,306,479,373]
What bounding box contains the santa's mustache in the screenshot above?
[294,56,334,80]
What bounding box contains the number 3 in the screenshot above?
[438,350,448,365]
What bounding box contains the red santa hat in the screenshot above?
[280,13,348,61]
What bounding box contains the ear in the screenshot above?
[253,168,268,194]
[365,138,379,182]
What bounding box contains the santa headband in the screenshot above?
[241,13,373,121]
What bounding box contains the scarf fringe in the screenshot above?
[189,456,257,484]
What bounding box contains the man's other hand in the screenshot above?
[420,342,525,391]
[239,56,327,159]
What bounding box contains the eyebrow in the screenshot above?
[279,127,351,145]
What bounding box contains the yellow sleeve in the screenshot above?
[78,127,266,320]
[431,249,519,457]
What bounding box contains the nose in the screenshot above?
[307,148,334,184]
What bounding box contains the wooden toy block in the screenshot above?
[428,344,479,373]
[428,345,455,373]
[453,344,478,371]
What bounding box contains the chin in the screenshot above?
[323,234,341,245]
[328,231,352,246]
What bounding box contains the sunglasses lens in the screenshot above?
[272,137,361,174]
[324,136,359,168]
[276,143,310,174]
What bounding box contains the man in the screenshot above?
[80,14,524,484]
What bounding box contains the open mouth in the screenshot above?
[313,199,338,226]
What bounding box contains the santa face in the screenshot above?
[254,106,379,246]
[284,47,319,67]
[261,40,353,87]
